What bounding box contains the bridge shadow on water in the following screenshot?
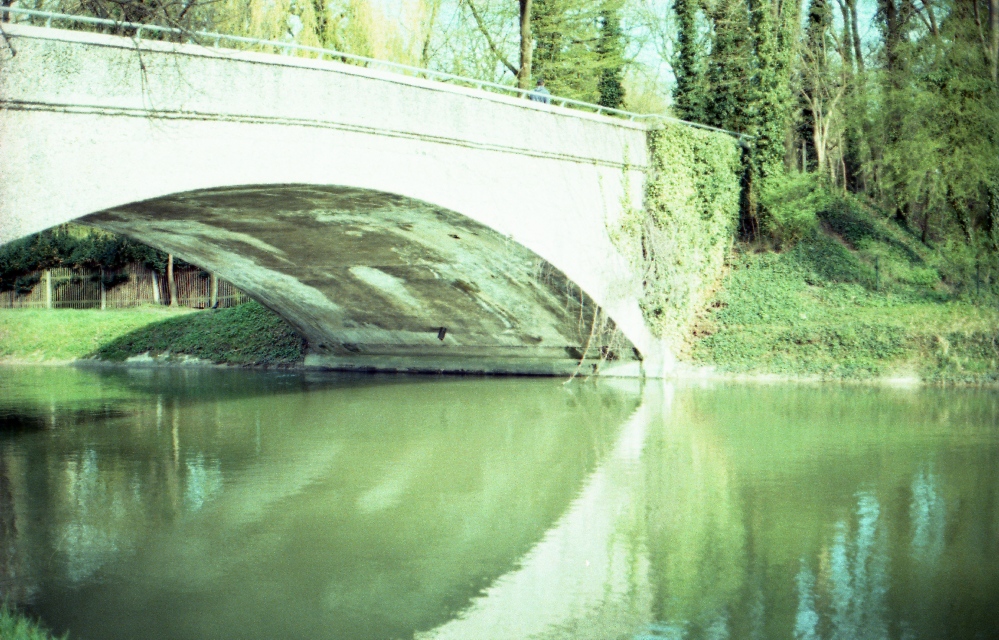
[0,365,644,639]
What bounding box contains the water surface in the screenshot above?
[0,366,997,639]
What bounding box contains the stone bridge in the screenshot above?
[1,22,672,376]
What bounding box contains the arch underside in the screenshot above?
[84,185,640,375]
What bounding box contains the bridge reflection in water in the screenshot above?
[1,369,998,639]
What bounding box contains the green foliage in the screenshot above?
[531,0,627,105]
[810,196,999,298]
[0,604,64,640]
[672,0,799,238]
[671,0,709,121]
[759,172,827,247]
[94,301,305,366]
[624,123,742,347]
[595,4,625,109]
[0,227,171,293]
[748,0,798,183]
[690,198,999,382]
[703,0,756,133]
[874,2,999,245]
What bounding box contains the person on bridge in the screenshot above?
[528,78,551,105]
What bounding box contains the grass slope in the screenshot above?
[93,301,305,366]
[689,200,999,383]
[0,306,195,362]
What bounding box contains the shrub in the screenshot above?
[759,172,827,248]
[0,227,176,293]
[0,604,64,640]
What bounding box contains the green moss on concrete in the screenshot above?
[93,301,305,366]
[689,198,999,383]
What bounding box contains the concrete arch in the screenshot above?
[85,184,642,375]
[0,23,672,375]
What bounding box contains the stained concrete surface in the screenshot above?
[0,23,668,375]
[88,185,638,375]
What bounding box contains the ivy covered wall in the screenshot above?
[613,122,743,350]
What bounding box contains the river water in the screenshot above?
[0,366,997,640]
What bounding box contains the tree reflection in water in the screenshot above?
[0,452,28,604]
[1,369,999,640]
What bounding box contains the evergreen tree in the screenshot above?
[749,0,798,183]
[531,0,626,104]
[530,0,573,96]
[596,1,626,109]
[672,0,798,236]
[672,0,709,122]
[703,0,757,133]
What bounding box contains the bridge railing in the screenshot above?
[0,6,745,139]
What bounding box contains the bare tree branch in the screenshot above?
[420,0,441,68]
[909,0,938,36]
[462,0,518,76]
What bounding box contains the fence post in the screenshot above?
[167,254,177,307]
[44,269,52,309]
[151,269,161,304]
[210,273,218,308]
[99,268,106,310]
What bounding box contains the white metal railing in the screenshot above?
[0,6,747,139]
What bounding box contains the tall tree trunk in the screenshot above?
[420,0,440,68]
[465,0,518,77]
[987,182,999,248]
[837,0,863,191]
[673,0,705,121]
[518,0,533,89]
[812,102,825,176]
[878,0,908,218]
[920,206,930,244]
[750,0,798,181]
[848,0,864,72]
[990,0,998,84]
[850,0,873,192]
[838,0,855,72]
[879,0,903,76]
[948,185,973,243]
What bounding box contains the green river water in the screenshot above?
[0,366,997,639]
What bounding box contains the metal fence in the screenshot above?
[0,263,247,309]
[0,6,748,139]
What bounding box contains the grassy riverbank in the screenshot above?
[94,301,305,365]
[0,302,305,366]
[687,199,999,383]
[0,306,196,362]
[0,605,63,640]
[3,205,996,381]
